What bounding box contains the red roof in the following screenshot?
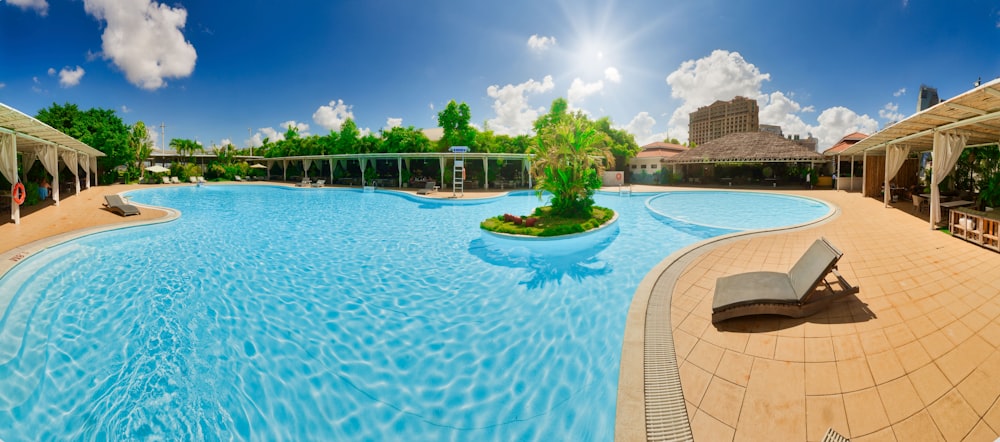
[637,142,688,158]
[822,132,869,155]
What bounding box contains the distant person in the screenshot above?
[831,172,837,190]
[39,177,51,200]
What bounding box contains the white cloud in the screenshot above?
[879,102,906,123]
[58,66,85,87]
[7,0,48,15]
[624,112,669,146]
[527,34,557,52]
[664,49,879,150]
[485,75,555,136]
[220,138,233,147]
[665,49,770,142]
[121,105,132,113]
[312,99,354,132]
[604,67,621,83]
[893,87,907,97]
[567,77,604,109]
[279,120,310,137]
[386,118,403,129]
[0,83,5,89]
[47,67,56,76]
[259,127,283,142]
[83,0,197,90]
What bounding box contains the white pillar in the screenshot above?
[861,152,868,197]
[483,157,489,190]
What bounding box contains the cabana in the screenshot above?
[662,131,827,185]
[0,102,105,224]
[838,78,1000,229]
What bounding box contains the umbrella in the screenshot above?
[249,164,268,169]
[145,165,170,173]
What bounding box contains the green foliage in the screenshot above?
[35,102,130,183]
[436,100,476,151]
[528,117,613,218]
[169,163,202,181]
[170,138,203,158]
[129,121,154,179]
[23,181,41,206]
[480,206,614,237]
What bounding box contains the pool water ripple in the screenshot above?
[0,186,828,440]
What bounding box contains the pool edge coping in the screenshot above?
[615,195,840,442]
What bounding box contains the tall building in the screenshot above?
[689,96,760,145]
[917,85,940,112]
[759,124,783,137]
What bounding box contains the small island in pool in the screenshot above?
[480,205,615,237]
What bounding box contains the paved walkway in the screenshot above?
[618,188,1000,441]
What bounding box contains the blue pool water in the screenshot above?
[0,186,830,440]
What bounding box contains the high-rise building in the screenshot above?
[689,96,760,145]
[917,85,940,112]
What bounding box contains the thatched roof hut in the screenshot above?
[664,132,826,164]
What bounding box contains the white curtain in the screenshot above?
[60,150,79,176]
[0,133,17,186]
[89,155,98,186]
[930,131,969,226]
[21,150,38,181]
[302,159,312,178]
[883,144,910,206]
[39,145,59,177]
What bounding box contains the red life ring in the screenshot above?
[615,172,623,181]
[12,182,26,205]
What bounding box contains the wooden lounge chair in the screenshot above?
[711,238,858,323]
[416,181,437,195]
[103,194,141,217]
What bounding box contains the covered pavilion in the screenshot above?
[0,102,105,224]
[662,131,827,186]
[261,151,533,190]
[838,78,1000,229]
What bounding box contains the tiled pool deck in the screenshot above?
[3,184,999,441]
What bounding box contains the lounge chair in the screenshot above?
[161,176,171,184]
[234,175,243,182]
[416,181,437,195]
[311,179,325,188]
[197,176,206,184]
[189,177,198,183]
[170,176,181,184]
[103,194,141,217]
[295,178,311,187]
[711,238,858,323]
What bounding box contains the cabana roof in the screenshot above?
[840,78,1000,155]
[663,131,826,164]
[0,102,105,158]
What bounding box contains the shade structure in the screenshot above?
[249,163,268,169]
[145,165,170,173]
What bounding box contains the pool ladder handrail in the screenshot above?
[618,184,632,197]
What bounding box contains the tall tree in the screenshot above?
[129,121,154,179]
[528,118,614,217]
[336,119,360,154]
[170,138,203,159]
[436,100,476,151]
[35,103,130,182]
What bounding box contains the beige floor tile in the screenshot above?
[805,337,836,363]
[715,350,754,387]
[955,362,1000,415]
[843,387,891,437]
[832,334,866,360]
[672,329,699,361]
[876,377,923,424]
[735,359,805,441]
[883,323,917,348]
[867,350,906,385]
[806,395,848,442]
[891,410,944,442]
[962,420,999,442]
[743,333,776,359]
[690,409,736,441]
[687,340,726,373]
[805,362,842,396]
[699,377,746,427]
[852,427,896,442]
[927,389,979,442]
[979,320,1000,348]
[936,336,993,385]
[909,364,952,406]
[921,331,956,359]
[941,320,975,346]
[985,401,1000,436]
[837,357,875,392]
[774,336,805,362]
[679,361,713,407]
[959,310,990,333]
[907,315,939,339]
[860,329,892,355]
[895,340,933,373]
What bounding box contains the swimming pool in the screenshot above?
[0,186,830,440]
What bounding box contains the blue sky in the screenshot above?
[2,0,998,151]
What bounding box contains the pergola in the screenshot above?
[262,152,533,190]
[662,131,827,182]
[0,102,105,224]
[838,78,1000,229]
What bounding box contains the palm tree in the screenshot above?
[528,119,614,217]
[169,138,203,159]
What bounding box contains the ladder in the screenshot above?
[618,184,632,197]
[453,159,465,197]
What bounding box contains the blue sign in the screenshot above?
[449,146,469,153]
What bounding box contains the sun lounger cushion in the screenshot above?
[103,194,141,217]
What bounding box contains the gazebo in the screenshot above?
[837,78,1000,229]
[662,131,827,186]
[0,102,105,224]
